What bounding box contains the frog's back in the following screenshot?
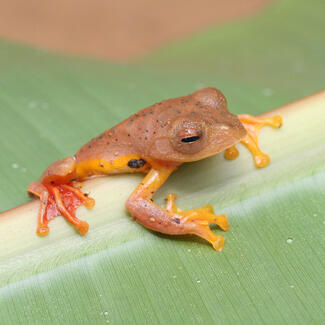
[74,94,182,162]
[75,87,242,164]
[74,102,163,163]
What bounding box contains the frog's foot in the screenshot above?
[165,194,229,231]
[28,181,95,236]
[165,193,229,251]
[225,114,282,168]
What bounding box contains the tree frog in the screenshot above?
[28,88,282,250]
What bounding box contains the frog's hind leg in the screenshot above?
[225,114,282,168]
[126,162,230,251]
[28,156,95,236]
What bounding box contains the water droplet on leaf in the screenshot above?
[286,238,294,244]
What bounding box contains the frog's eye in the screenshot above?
[181,131,202,143]
[172,126,205,154]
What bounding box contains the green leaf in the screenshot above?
[1,0,325,323]
[141,0,325,103]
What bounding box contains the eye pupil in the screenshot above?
[181,135,201,143]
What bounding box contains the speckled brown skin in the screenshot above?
[28,88,281,249]
[75,87,246,164]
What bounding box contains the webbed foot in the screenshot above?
[28,181,95,236]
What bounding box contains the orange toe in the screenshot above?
[37,224,50,236]
[77,221,89,235]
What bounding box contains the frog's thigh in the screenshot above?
[125,164,228,251]
[41,156,76,181]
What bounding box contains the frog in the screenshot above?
[28,88,282,251]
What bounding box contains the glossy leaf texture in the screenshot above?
[0,0,325,324]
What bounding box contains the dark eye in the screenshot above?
[181,135,201,143]
[171,122,205,154]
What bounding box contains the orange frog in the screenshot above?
[28,88,282,250]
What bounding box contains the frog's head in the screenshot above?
[151,88,247,162]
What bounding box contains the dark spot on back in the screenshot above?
[127,159,147,169]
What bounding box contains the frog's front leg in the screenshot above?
[125,161,229,251]
[225,114,282,167]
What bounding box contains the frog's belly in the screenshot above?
[75,154,149,179]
